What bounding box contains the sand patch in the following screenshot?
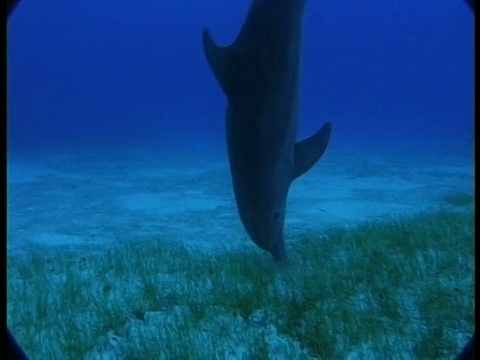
[118,191,227,215]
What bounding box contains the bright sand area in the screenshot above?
[7,144,473,255]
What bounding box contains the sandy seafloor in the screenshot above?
[7,142,473,256]
[6,142,474,358]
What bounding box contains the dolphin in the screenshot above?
[202,0,332,261]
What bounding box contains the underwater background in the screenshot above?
[7,0,474,359]
[7,0,473,152]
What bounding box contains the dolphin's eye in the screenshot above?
[273,211,279,220]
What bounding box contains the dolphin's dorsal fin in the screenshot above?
[292,122,332,180]
[202,28,241,102]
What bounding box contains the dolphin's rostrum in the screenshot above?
[202,0,332,261]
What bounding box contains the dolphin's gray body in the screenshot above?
[202,0,332,260]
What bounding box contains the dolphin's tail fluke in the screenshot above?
[291,122,332,180]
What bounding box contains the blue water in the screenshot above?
[7,0,473,153]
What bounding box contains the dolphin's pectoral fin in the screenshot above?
[202,28,239,101]
[292,122,332,180]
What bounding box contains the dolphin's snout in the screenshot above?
[241,209,285,255]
